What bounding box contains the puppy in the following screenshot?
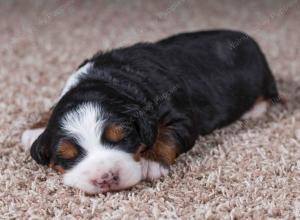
[22,30,280,193]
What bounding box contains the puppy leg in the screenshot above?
[22,128,45,152]
[21,109,52,151]
[141,159,169,180]
[242,99,270,120]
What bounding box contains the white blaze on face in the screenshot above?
[61,103,142,193]
[60,62,93,98]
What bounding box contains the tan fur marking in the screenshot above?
[49,163,65,173]
[53,165,65,173]
[58,140,78,159]
[256,96,265,102]
[133,144,147,161]
[140,125,178,165]
[104,124,124,142]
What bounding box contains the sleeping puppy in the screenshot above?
[22,30,280,193]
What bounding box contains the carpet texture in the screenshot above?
[1,0,300,219]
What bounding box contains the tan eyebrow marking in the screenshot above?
[104,124,125,142]
[58,140,78,159]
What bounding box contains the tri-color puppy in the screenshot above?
[22,30,280,193]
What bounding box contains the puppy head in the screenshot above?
[30,102,157,193]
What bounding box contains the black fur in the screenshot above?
[31,30,279,168]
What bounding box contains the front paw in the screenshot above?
[141,159,169,180]
[21,128,45,152]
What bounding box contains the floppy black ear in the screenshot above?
[123,104,158,147]
[30,131,52,165]
[134,113,157,148]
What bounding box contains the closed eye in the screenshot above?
[54,138,85,170]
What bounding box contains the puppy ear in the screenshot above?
[30,131,52,165]
[123,104,157,147]
[135,113,157,148]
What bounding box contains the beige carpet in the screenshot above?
[1,0,300,219]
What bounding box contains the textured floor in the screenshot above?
[1,0,300,219]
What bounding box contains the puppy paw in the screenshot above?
[21,128,45,152]
[141,159,169,180]
[242,101,269,120]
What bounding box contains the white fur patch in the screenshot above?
[63,149,142,193]
[242,101,269,120]
[21,128,45,152]
[60,62,93,98]
[61,102,104,151]
[141,159,169,180]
